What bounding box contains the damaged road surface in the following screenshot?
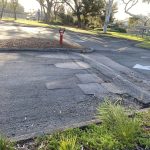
[0,51,149,141]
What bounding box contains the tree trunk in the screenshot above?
[103,15,110,33]
[103,0,113,33]
[54,13,57,21]
[0,7,4,19]
[14,9,17,20]
[77,13,81,28]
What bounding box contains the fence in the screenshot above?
[0,11,27,19]
[127,26,150,38]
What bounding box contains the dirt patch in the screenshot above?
[0,38,78,49]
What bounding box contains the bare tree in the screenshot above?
[0,0,7,19]
[36,0,47,21]
[53,0,62,20]
[37,0,58,22]
[11,0,18,20]
[63,0,83,27]
[122,0,150,18]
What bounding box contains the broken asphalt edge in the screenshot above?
[10,119,101,142]
[0,48,94,53]
[77,53,150,106]
[10,107,149,143]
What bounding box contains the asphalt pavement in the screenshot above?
[0,22,149,139]
[0,21,149,78]
[0,52,100,138]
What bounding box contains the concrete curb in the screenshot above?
[78,54,150,106]
[0,48,94,53]
[10,119,101,142]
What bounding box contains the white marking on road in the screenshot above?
[141,56,150,59]
[133,64,150,70]
[118,47,128,51]
[74,39,85,43]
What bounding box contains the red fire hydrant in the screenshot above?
[59,28,65,46]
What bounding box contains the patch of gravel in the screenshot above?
[0,38,78,49]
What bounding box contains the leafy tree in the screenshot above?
[81,0,105,26]
[128,16,139,27]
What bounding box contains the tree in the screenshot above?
[128,16,139,27]
[37,0,62,22]
[103,0,114,33]
[122,0,150,18]
[0,0,7,19]
[63,0,83,27]
[53,0,62,20]
[81,0,105,27]
[11,0,18,20]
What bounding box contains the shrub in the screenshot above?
[98,100,142,149]
[80,125,121,150]
[37,129,81,150]
[112,27,127,33]
[59,135,77,150]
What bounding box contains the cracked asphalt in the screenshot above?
[0,22,149,139]
[0,52,99,138]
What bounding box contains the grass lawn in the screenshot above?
[1,18,150,49]
[106,32,150,49]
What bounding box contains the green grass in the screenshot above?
[35,101,149,150]
[1,18,150,49]
[0,101,149,150]
[136,40,150,49]
[107,32,144,42]
[0,136,14,150]
[16,19,51,27]
[105,32,150,49]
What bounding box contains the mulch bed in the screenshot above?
[0,38,78,49]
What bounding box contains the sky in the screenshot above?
[19,0,150,20]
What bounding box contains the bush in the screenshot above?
[98,100,142,149]
[80,125,121,150]
[111,27,127,33]
[58,13,74,25]
[36,129,81,150]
